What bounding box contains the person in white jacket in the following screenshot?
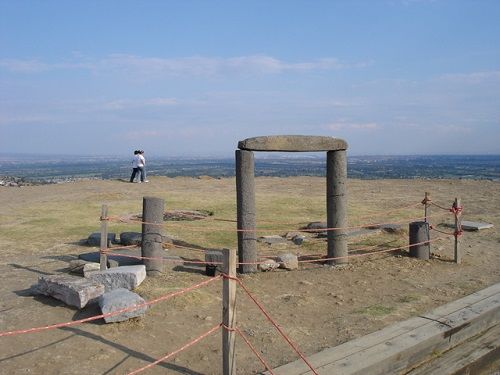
[129,150,148,183]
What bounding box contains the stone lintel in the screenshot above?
[238,135,348,152]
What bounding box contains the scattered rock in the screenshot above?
[35,275,105,309]
[258,235,286,245]
[87,232,116,247]
[85,265,146,291]
[292,235,306,245]
[461,221,494,231]
[98,288,147,323]
[258,259,279,272]
[285,231,303,239]
[205,250,224,272]
[304,222,327,231]
[277,253,299,270]
[120,232,142,246]
[380,224,404,234]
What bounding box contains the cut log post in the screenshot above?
[326,150,348,265]
[453,198,462,264]
[222,248,237,375]
[409,221,430,260]
[424,192,431,223]
[236,150,257,273]
[142,196,165,276]
[100,205,108,271]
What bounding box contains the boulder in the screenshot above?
[99,288,147,323]
[258,259,279,272]
[87,232,116,247]
[120,232,142,246]
[35,275,105,309]
[85,265,146,292]
[277,253,299,270]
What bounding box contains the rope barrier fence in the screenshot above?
[1,193,467,374]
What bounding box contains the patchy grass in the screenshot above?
[356,304,396,317]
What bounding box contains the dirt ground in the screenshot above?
[0,177,499,375]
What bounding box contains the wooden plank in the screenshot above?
[407,324,500,375]
[268,283,500,375]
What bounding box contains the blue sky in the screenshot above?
[1,0,499,156]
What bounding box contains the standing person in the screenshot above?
[129,150,148,183]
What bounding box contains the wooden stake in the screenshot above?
[99,204,108,271]
[424,192,430,223]
[222,248,237,375]
[454,198,462,264]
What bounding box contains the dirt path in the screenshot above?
[0,177,499,374]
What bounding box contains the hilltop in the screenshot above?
[0,176,499,374]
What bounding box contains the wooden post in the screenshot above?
[424,192,430,223]
[222,248,237,375]
[99,204,108,271]
[453,198,462,264]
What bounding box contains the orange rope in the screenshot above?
[127,324,222,375]
[233,276,319,375]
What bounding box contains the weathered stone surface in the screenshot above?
[258,235,286,245]
[85,265,146,291]
[87,232,116,247]
[277,253,299,270]
[238,135,348,152]
[285,231,303,240]
[36,275,105,308]
[120,232,142,246]
[83,262,101,277]
[258,258,279,272]
[461,221,494,231]
[305,221,327,230]
[98,288,147,323]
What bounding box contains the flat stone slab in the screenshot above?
[461,221,494,231]
[85,265,146,291]
[258,235,287,245]
[35,275,105,309]
[267,282,500,375]
[238,135,348,152]
[98,288,147,323]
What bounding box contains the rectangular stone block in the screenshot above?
[36,275,105,309]
[85,265,146,291]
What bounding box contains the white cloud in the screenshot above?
[325,122,380,131]
[102,97,178,111]
[438,71,500,84]
[0,54,366,77]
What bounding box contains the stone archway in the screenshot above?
[235,135,348,273]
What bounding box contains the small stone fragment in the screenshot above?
[258,259,279,272]
[99,288,147,323]
[292,235,306,245]
[258,235,286,245]
[277,253,299,270]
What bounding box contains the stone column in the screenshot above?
[326,150,348,265]
[142,196,165,276]
[236,150,257,273]
[409,221,430,260]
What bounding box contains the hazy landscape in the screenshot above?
[1,154,499,184]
